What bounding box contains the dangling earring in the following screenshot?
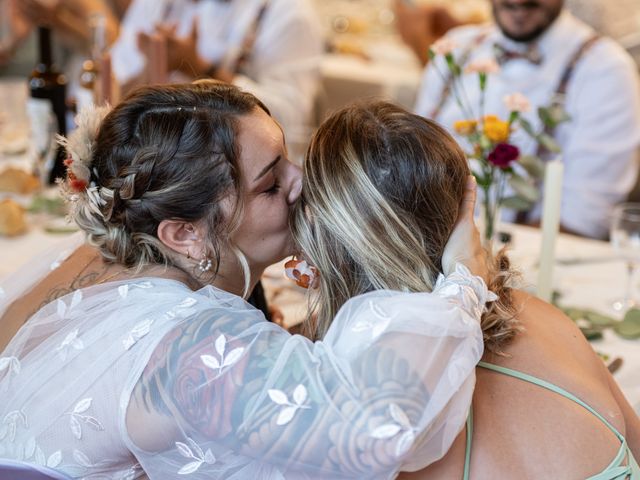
[186,250,192,260]
[198,254,212,273]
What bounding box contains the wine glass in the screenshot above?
[609,203,640,311]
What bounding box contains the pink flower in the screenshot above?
[431,37,457,56]
[488,143,520,168]
[503,93,531,113]
[465,58,500,74]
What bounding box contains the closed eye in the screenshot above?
[263,181,281,196]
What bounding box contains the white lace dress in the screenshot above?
[0,238,490,479]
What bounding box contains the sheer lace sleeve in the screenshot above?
[124,265,490,479]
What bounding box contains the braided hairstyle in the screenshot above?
[70,81,269,273]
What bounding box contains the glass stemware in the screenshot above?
[610,203,640,311]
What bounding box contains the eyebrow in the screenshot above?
[253,155,281,182]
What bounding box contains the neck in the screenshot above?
[210,260,266,298]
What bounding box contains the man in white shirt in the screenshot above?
[415,0,640,239]
[110,0,324,147]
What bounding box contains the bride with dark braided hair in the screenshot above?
[0,81,491,479]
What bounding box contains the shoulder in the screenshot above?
[496,290,610,385]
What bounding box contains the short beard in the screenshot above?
[493,2,563,43]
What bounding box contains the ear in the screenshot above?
[157,219,204,258]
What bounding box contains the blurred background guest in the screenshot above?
[413,0,640,239]
[0,0,122,77]
[395,0,640,66]
[110,0,324,154]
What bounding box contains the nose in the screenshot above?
[287,163,303,205]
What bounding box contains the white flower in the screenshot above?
[431,37,458,56]
[503,92,531,113]
[465,58,500,74]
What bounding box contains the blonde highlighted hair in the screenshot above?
[292,101,518,353]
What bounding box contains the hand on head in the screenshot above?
[441,176,489,282]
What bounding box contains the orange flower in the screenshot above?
[284,258,319,289]
[454,119,478,135]
[483,115,510,143]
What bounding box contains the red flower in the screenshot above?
[488,143,519,168]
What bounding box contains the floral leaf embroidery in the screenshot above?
[73,449,92,468]
[176,438,215,475]
[73,398,92,414]
[176,442,193,458]
[70,290,82,309]
[2,410,28,442]
[186,437,204,460]
[47,450,62,468]
[223,348,244,368]
[370,424,402,439]
[56,329,85,361]
[122,463,142,480]
[123,319,154,350]
[268,390,288,405]
[370,404,417,457]
[66,398,104,439]
[0,356,21,378]
[396,430,416,457]
[70,416,82,440]
[268,385,311,426]
[389,403,411,428]
[293,384,307,405]
[178,462,204,475]
[200,355,220,370]
[370,300,390,320]
[215,334,226,357]
[56,291,83,319]
[178,297,197,309]
[118,285,129,299]
[168,297,198,319]
[201,335,245,374]
[35,446,46,466]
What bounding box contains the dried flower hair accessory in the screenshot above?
[57,105,111,193]
[284,258,318,289]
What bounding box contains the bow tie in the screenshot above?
[493,43,543,66]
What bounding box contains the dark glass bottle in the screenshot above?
[29,27,68,184]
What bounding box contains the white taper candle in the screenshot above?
[537,158,564,302]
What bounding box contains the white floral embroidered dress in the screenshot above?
[0,240,489,479]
